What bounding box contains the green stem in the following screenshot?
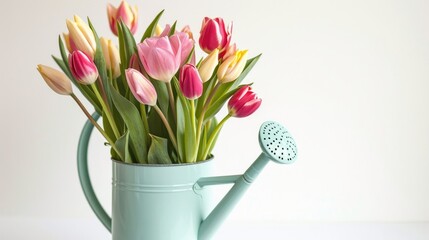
[195,82,221,160]
[167,82,177,122]
[190,99,196,134]
[202,114,231,160]
[70,93,123,159]
[140,104,150,143]
[153,105,178,153]
[90,83,121,139]
[189,99,197,162]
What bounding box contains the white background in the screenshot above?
[1,0,429,238]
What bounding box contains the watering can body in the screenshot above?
[112,160,214,240]
[78,113,295,240]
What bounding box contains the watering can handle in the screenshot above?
[77,112,112,232]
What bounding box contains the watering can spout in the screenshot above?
[197,121,297,240]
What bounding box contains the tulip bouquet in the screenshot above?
[37,1,262,164]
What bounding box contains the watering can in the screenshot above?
[77,113,297,240]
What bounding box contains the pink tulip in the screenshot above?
[68,50,99,85]
[179,64,203,100]
[199,17,232,54]
[158,24,171,37]
[137,35,182,82]
[126,68,157,106]
[174,32,195,66]
[228,86,262,118]
[107,0,138,36]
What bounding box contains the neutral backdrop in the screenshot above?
[1,0,429,235]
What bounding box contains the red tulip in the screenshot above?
[198,17,232,54]
[68,50,99,85]
[179,64,203,100]
[228,86,262,118]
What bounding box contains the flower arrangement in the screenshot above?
[37,0,262,164]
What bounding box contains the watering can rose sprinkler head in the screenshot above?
[258,121,297,164]
[198,121,297,240]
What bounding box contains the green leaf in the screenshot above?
[88,18,112,109]
[196,67,218,117]
[110,83,148,164]
[148,135,172,164]
[115,131,132,163]
[172,79,196,163]
[197,117,217,161]
[205,117,219,158]
[204,83,253,121]
[175,97,186,162]
[102,111,117,147]
[151,80,169,115]
[141,9,165,42]
[118,21,137,66]
[168,21,177,36]
[58,35,69,69]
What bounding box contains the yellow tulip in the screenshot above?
[65,15,96,59]
[217,49,248,83]
[100,37,121,78]
[37,65,73,95]
[198,49,219,82]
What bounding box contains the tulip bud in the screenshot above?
[179,64,203,100]
[100,37,121,78]
[126,68,157,106]
[198,49,219,82]
[217,49,248,83]
[228,86,262,118]
[107,0,138,36]
[68,50,99,85]
[37,65,73,95]
[65,15,97,59]
[199,17,232,54]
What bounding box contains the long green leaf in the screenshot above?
[204,83,253,121]
[175,97,186,162]
[148,135,172,164]
[196,66,218,117]
[172,79,195,163]
[119,21,137,66]
[102,111,117,150]
[141,10,165,42]
[88,18,111,109]
[115,131,132,163]
[168,21,177,36]
[110,83,148,164]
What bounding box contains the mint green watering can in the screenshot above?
[77,113,297,240]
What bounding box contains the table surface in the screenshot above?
[1,217,428,240]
